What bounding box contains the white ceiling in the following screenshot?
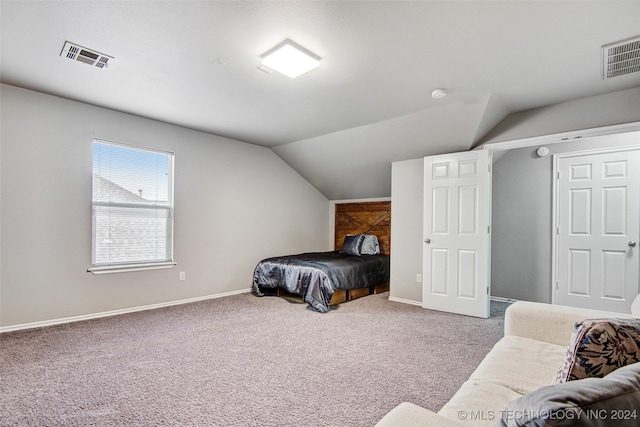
[2,1,640,199]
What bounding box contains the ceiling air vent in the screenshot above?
[60,41,113,69]
[602,36,640,79]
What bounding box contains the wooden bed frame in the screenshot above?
[277,200,391,307]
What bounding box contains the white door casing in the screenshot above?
[554,146,640,313]
[423,150,491,318]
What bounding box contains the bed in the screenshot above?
[252,201,391,312]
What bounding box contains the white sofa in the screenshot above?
[376,301,637,427]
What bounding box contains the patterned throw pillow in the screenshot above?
[555,318,640,383]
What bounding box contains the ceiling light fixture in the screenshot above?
[431,88,447,99]
[260,39,320,78]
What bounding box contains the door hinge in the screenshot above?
[487,287,489,295]
[556,281,559,290]
[557,171,561,180]
[557,226,560,235]
[488,225,490,234]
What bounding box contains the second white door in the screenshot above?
[556,146,640,313]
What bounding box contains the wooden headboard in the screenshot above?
[334,201,391,255]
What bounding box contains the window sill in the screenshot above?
[88,262,176,275]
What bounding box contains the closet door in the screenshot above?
[555,147,640,312]
[423,150,491,318]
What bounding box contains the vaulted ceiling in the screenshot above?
[2,1,639,199]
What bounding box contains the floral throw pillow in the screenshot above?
[555,318,640,383]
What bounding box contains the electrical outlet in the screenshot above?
[179,271,186,281]
[416,274,422,283]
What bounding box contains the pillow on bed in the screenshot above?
[360,234,380,255]
[341,234,365,256]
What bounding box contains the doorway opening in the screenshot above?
[487,128,640,313]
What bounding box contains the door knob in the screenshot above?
[424,238,431,244]
[630,241,637,248]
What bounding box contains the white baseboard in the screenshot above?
[0,288,252,333]
[388,295,518,308]
[490,296,520,303]
[388,296,422,307]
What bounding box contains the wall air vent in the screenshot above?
[60,41,113,69]
[602,36,640,79]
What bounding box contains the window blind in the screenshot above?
[90,139,174,271]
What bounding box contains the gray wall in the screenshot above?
[491,131,640,302]
[0,84,330,328]
[390,158,423,303]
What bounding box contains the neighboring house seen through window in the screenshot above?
[89,139,175,273]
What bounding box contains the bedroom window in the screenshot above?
[89,139,175,274]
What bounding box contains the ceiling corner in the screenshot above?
[470,94,510,148]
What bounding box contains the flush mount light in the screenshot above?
[431,88,447,99]
[260,39,320,78]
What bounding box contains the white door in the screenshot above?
[423,150,491,318]
[556,147,640,313]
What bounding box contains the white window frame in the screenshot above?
[88,139,176,274]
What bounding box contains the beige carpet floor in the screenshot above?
[1,292,508,426]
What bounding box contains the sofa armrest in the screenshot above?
[375,402,463,427]
[504,301,630,347]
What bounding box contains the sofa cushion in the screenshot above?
[497,362,640,427]
[438,380,522,427]
[437,336,567,426]
[468,336,566,394]
[503,302,630,347]
[555,318,640,383]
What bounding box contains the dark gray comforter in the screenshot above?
[252,251,390,313]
